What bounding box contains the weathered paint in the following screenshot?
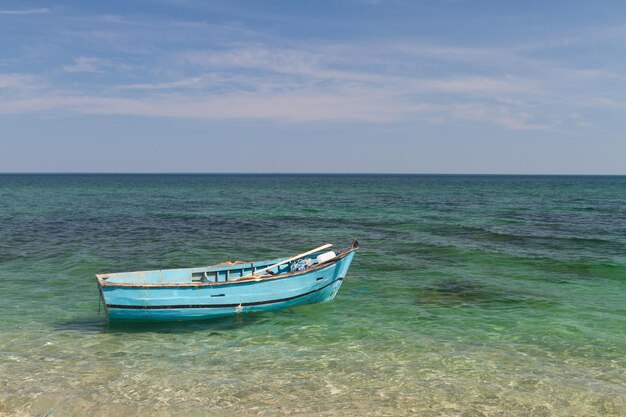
[97,247,356,322]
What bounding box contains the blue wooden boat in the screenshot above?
[96,241,358,322]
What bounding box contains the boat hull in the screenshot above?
[101,251,354,322]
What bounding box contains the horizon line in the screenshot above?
[0,172,625,176]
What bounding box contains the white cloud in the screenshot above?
[0,88,412,123]
[445,103,551,130]
[0,85,553,130]
[115,77,204,91]
[184,47,329,79]
[408,76,539,95]
[2,13,624,132]
[0,74,33,89]
[63,57,112,73]
[0,8,49,15]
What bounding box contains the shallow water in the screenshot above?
[1,174,625,416]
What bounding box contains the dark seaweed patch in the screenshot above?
[415,279,556,309]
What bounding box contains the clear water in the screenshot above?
[0,174,625,416]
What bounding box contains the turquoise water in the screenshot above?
[0,174,625,416]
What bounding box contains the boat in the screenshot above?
[96,241,358,322]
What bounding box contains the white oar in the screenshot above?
[240,243,333,279]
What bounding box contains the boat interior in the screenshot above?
[98,251,338,286]
[97,241,358,286]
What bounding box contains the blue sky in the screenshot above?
[1,0,625,173]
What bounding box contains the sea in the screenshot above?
[0,174,624,416]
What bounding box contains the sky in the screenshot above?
[0,0,625,174]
